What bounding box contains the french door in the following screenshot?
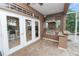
[66,12,79,43]
[1,15,23,56]
[7,16,20,49]
[25,19,40,43]
[66,13,76,41]
[0,9,40,55]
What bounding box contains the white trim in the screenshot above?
[0,14,9,56]
[67,12,76,14]
[74,12,77,43]
[19,17,26,46]
[32,20,35,40]
[66,11,79,14]
[0,15,4,55]
[74,12,79,43]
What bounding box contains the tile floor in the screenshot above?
[10,39,79,56]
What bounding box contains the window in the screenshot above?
[35,21,39,37]
[26,20,32,41]
[7,16,20,49]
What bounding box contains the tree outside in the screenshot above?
[66,9,76,34]
[66,9,79,34]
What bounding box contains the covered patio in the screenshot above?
[0,3,79,56]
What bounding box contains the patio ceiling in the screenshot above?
[29,3,67,16]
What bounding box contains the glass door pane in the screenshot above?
[77,12,79,19]
[7,16,20,49]
[66,13,76,34]
[66,13,76,40]
[35,21,39,38]
[26,20,32,41]
[77,21,79,35]
[76,12,79,42]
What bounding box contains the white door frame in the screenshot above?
[0,9,25,55]
[0,9,40,56]
[74,12,79,43]
[74,12,77,43]
[0,17,3,55]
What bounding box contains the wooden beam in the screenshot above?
[64,3,70,14]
